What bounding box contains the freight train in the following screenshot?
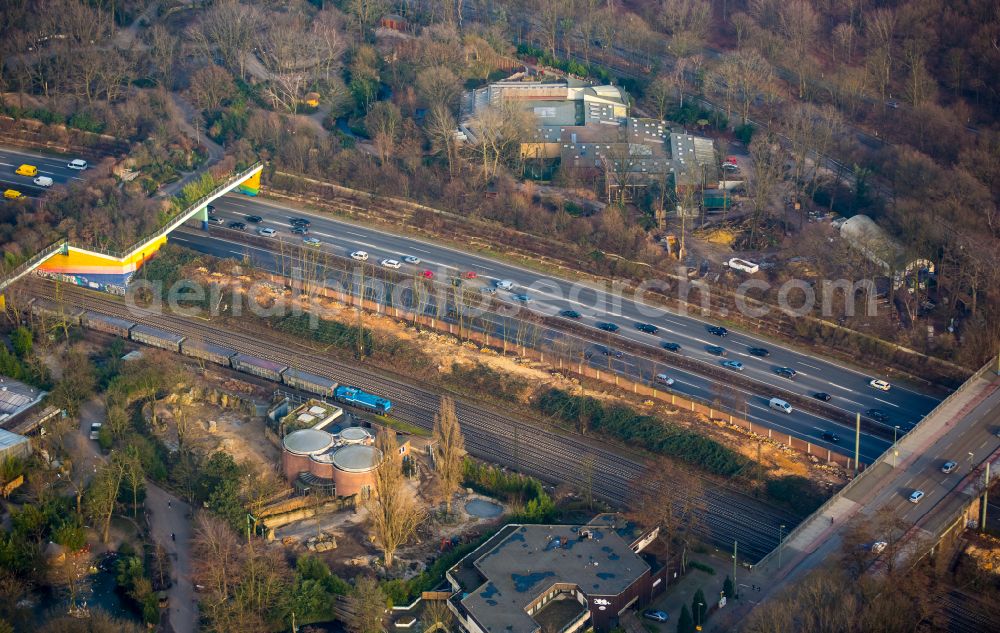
[29,299,391,414]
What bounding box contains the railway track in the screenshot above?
[30,279,800,560]
[937,589,1000,633]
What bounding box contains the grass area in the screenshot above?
[377,414,431,437]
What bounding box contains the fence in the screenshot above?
[0,239,67,294]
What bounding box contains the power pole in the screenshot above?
[854,412,861,475]
[732,540,738,598]
[980,462,991,532]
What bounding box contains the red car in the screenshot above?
[463,271,478,279]
[420,270,434,279]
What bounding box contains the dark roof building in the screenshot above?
[447,518,666,633]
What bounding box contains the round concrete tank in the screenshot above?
[282,429,335,480]
[338,426,373,445]
[331,444,382,497]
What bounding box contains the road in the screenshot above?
[0,146,88,197]
[144,483,197,633]
[173,194,943,453]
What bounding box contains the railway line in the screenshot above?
[28,279,799,560]
[936,589,1000,633]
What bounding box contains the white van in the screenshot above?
[33,176,54,187]
[727,258,760,274]
[89,422,103,440]
[495,279,515,290]
[769,398,793,414]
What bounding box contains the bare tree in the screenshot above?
[426,104,460,178]
[713,48,774,126]
[660,0,711,56]
[363,429,426,567]
[466,100,532,181]
[628,458,706,571]
[777,0,818,99]
[85,451,129,543]
[432,396,466,513]
[416,66,462,111]
[190,0,261,80]
[191,512,244,603]
[366,101,402,164]
[346,575,386,633]
[745,133,785,249]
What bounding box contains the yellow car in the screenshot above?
[4,189,24,199]
[15,164,38,177]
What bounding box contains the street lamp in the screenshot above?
[892,426,900,467]
[696,601,704,631]
[778,524,786,568]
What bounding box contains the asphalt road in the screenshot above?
[164,192,949,462]
[0,146,88,197]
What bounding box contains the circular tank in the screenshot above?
[283,429,335,455]
[331,445,382,497]
[338,427,373,445]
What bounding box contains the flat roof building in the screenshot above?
[0,376,46,425]
[447,519,666,633]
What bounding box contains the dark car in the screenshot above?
[228,221,247,231]
[708,326,728,337]
[866,409,890,423]
[706,345,727,356]
[596,322,619,332]
[635,323,659,334]
[290,217,311,227]
[206,204,216,214]
[821,432,841,442]
[245,214,263,223]
[598,346,623,359]
[775,367,797,379]
[560,310,581,319]
[207,215,224,225]
[662,342,681,352]
[291,226,308,234]
[748,347,770,357]
[814,392,832,402]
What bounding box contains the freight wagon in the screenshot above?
[82,311,136,338]
[334,386,391,414]
[28,298,85,325]
[231,353,288,382]
[130,324,186,352]
[282,368,338,396]
[180,339,238,366]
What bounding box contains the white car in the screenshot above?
[870,379,891,391]
[909,490,924,503]
[654,373,675,386]
[258,227,276,237]
[380,259,402,269]
[402,255,421,264]
[495,279,515,290]
[67,158,88,170]
[350,251,369,261]
[33,176,54,187]
[871,541,887,554]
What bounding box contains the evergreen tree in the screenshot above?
[677,604,694,633]
[692,587,707,626]
[723,575,734,599]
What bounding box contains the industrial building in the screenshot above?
[0,376,47,425]
[281,425,409,497]
[446,517,666,633]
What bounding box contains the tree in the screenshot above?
[363,429,426,567]
[10,327,32,358]
[677,603,694,633]
[692,587,707,626]
[723,575,734,599]
[188,65,238,112]
[425,104,460,178]
[432,396,465,513]
[48,350,96,417]
[628,458,706,571]
[415,66,462,111]
[366,101,402,164]
[777,0,818,99]
[191,512,243,603]
[713,48,773,125]
[85,453,129,543]
[191,0,261,80]
[346,575,386,633]
[745,133,785,249]
[466,100,532,181]
[646,75,673,121]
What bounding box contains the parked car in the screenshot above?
[706,345,727,356]
[941,461,958,474]
[821,432,841,442]
[228,221,247,231]
[380,259,402,269]
[775,367,797,379]
[402,255,421,264]
[748,347,770,357]
[246,215,263,223]
[870,541,887,554]
[870,379,891,391]
[909,490,924,503]
[89,422,102,440]
[350,250,369,261]
[67,158,89,170]
[722,360,744,371]
[662,342,681,352]
[635,323,659,334]
[643,610,669,622]
[708,326,728,336]
[596,322,619,332]
[814,392,832,402]
[654,374,675,386]
[560,310,581,318]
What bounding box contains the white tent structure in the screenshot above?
[839,215,934,287]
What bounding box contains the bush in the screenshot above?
[462,460,556,523]
[734,124,755,144]
[765,476,827,515]
[272,313,373,351]
[689,561,715,575]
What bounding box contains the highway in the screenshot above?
[171,194,943,451]
[0,146,88,198]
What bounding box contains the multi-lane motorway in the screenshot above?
[0,146,87,197]
[167,193,943,459]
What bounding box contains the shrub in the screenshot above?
[689,561,715,575]
[765,476,826,515]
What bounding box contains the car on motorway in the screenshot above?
[402,255,421,264]
[33,176,53,187]
[3,189,23,200]
[450,277,463,287]
[246,215,263,223]
[748,347,770,357]
[941,461,958,474]
[228,221,247,231]
[67,158,88,170]
[769,398,793,414]
[208,215,224,224]
[821,432,841,442]
[662,342,681,352]
[495,279,515,290]
[291,225,308,235]
[560,310,581,318]
[775,367,797,379]
[463,271,478,279]
[289,217,311,227]
[814,392,832,402]
[479,286,497,295]
[866,409,890,423]
[15,164,37,177]
[257,227,276,237]
[909,490,924,503]
[870,379,891,391]
[512,294,531,303]
[722,360,744,371]
[596,322,619,332]
[420,270,434,279]
[643,610,669,622]
[870,541,887,554]
[635,323,659,334]
[350,250,369,261]
[303,237,322,247]
[708,326,728,336]
[600,347,624,359]
[380,259,402,269]
[654,373,675,386]
[706,345,727,356]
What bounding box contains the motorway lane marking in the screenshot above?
[801,362,823,371]
[873,397,900,408]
